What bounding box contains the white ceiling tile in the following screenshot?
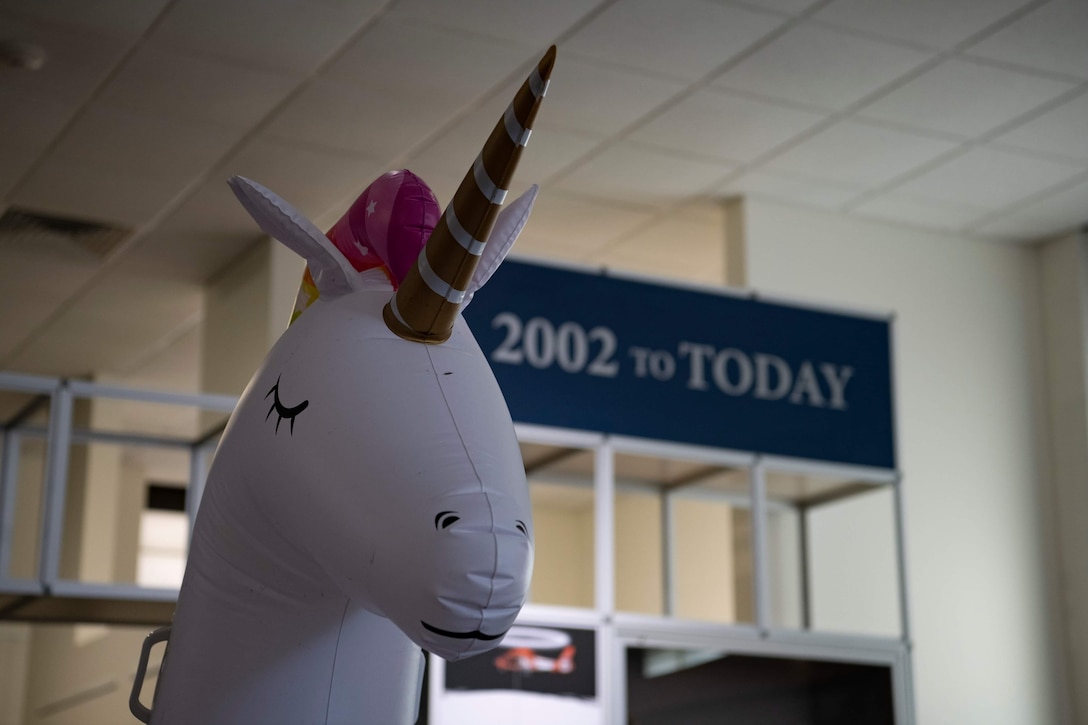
[993,91,1088,162]
[983,175,1088,230]
[850,194,988,232]
[893,146,1087,211]
[720,169,865,210]
[265,79,449,160]
[967,0,1088,79]
[564,0,783,81]
[324,18,536,104]
[294,21,537,157]
[630,88,827,163]
[0,88,74,196]
[395,104,505,180]
[6,0,1088,383]
[55,274,202,339]
[857,58,1075,138]
[534,57,686,138]
[0,146,40,200]
[712,24,932,111]
[555,143,738,207]
[387,64,580,183]
[12,161,191,227]
[764,120,958,186]
[512,192,657,259]
[6,272,202,377]
[376,114,567,213]
[0,237,104,362]
[154,0,383,73]
[388,0,600,45]
[814,0,1033,49]
[120,227,259,286]
[98,46,300,130]
[0,11,133,105]
[1,0,170,37]
[727,0,823,14]
[227,137,387,222]
[0,89,72,147]
[405,101,602,187]
[159,179,261,238]
[121,180,266,284]
[48,105,240,184]
[971,213,1080,242]
[508,125,604,188]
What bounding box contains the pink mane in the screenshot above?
[326,169,440,287]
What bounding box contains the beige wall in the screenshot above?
[743,199,1063,725]
[200,239,303,397]
[807,487,899,636]
[615,492,663,615]
[22,624,160,725]
[9,436,45,580]
[0,623,30,725]
[671,497,737,623]
[1039,232,1088,724]
[529,483,754,625]
[529,500,595,608]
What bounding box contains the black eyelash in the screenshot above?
[515,520,528,535]
[264,376,309,435]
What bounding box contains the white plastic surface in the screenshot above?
[149,191,533,724]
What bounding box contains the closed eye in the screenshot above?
[265,376,309,435]
[515,520,528,536]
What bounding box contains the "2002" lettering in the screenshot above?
[490,312,619,378]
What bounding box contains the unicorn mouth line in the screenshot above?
[421,621,507,641]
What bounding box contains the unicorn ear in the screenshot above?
[229,176,360,298]
[462,185,538,309]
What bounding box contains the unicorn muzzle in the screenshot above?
[412,491,532,657]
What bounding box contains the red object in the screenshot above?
[494,645,576,674]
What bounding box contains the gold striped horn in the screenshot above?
[384,46,556,344]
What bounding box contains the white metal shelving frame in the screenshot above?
[0,373,913,723]
[509,421,914,725]
[0,372,235,622]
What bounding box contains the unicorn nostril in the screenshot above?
[435,511,460,530]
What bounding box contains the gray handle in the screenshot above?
[129,625,171,723]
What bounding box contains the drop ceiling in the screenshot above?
[0,0,1085,386]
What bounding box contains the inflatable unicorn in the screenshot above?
[131,47,555,725]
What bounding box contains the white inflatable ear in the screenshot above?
[229,176,360,298]
[462,185,538,309]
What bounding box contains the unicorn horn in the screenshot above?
[383,46,556,344]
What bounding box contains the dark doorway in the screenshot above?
[627,647,895,725]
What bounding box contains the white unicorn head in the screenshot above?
[223,44,553,661]
[222,168,540,660]
[138,47,555,725]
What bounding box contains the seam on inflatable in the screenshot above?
[424,345,485,494]
[324,599,352,723]
[425,345,498,657]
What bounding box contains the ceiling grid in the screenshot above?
[0,0,1083,381]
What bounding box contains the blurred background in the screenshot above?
[0,0,1085,723]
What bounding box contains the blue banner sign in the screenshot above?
[465,260,895,470]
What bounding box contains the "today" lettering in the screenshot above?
[678,342,853,410]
